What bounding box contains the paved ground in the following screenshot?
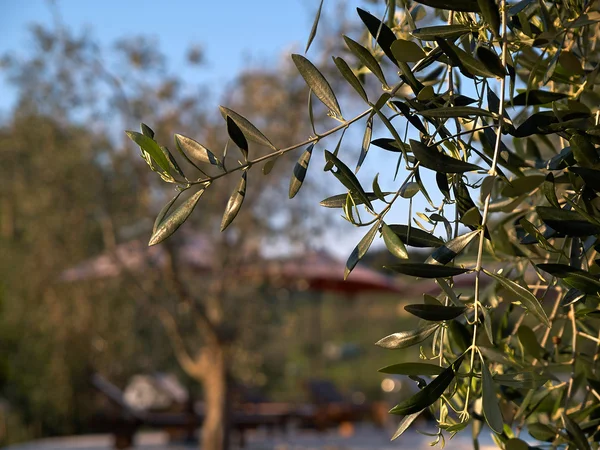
[3,425,499,450]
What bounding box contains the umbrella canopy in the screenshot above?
[60,233,409,294]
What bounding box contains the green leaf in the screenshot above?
[333,56,368,103]
[404,304,467,321]
[174,134,222,168]
[566,11,600,28]
[505,438,529,450]
[345,221,378,279]
[426,230,479,265]
[391,39,426,63]
[356,8,399,65]
[386,263,471,278]
[126,130,171,174]
[219,107,276,150]
[140,122,155,138]
[400,181,420,198]
[568,167,600,192]
[289,144,314,199]
[391,411,424,440]
[324,150,373,209]
[450,42,498,78]
[226,116,248,160]
[476,46,505,78]
[356,114,373,172]
[477,0,500,38]
[536,206,600,237]
[419,106,494,118]
[379,363,445,376]
[501,175,545,197]
[319,192,390,208]
[511,89,569,106]
[410,139,483,173]
[481,357,504,434]
[527,423,557,441]
[562,412,591,450]
[220,171,247,232]
[483,269,550,327]
[388,224,445,248]
[375,324,439,349]
[389,355,465,415]
[262,158,277,175]
[292,54,342,119]
[494,371,550,389]
[342,36,387,87]
[382,223,409,259]
[305,0,323,53]
[536,263,600,294]
[559,50,584,75]
[153,192,182,234]
[161,146,185,179]
[570,133,600,168]
[409,0,480,11]
[149,189,205,246]
[412,25,476,40]
[518,325,545,360]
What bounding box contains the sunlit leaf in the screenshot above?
[175,134,223,169]
[319,192,391,208]
[391,39,426,63]
[289,144,314,199]
[126,130,171,174]
[219,106,276,150]
[483,269,550,327]
[391,411,424,440]
[412,25,476,40]
[375,324,439,349]
[220,171,247,232]
[345,221,378,279]
[409,0,480,11]
[382,223,409,259]
[342,36,387,87]
[292,54,342,119]
[426,230,479,265]
[356,114,373,172]
[149,189,205,246]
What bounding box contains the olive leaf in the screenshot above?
[481,357,504,434]
[126,130,171,174]
[385,262,471,278]
[389,355,465,415]
[219,106,276,150]
[376,324,439,350]
[345,221,378,279]
[305,0,323,53]
[174,134,223,169]
[426,230,480,265]
[292,54,342,119]
[379,362,444,376]
[387,224,445,248]
[149,189,205,246]
[404,304,467,321]
[412,25,476,40]
[289,144,314,199]
[342,35,387,87]
[483,269,550,327]
[333,56,368,103]
[410,139,483,173]
[220,171,247,232]
[382,223,409,259]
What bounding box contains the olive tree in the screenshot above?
[128,0,600,448]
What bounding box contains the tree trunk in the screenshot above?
[201,346,230,450]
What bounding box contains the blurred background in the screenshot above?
[0,1,461,448]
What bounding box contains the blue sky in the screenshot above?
[1,0,445,258]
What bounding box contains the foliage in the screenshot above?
[129,0,600,448]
